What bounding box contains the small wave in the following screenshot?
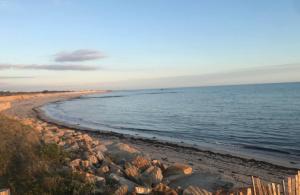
[110,125,165,134]
[241,145,291,154]
[79,95,126,99]
[141,92,178,95]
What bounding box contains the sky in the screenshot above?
[0,0,300,91]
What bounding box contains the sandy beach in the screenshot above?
[1,91,298,192]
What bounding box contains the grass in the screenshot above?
[0,114,95,194]
[0,90,70,97]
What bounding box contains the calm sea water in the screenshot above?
[42,83,300,167]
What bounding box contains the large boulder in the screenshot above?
[140,166,163,187]
[106,143,141,164]
[164,163,192,176]
[108,162,123,176]
[108,173,137,193]
[124,165,140,182]
[95,151,105,162]
[152,159,168,172]
[164,163,193,182]
[95,176,106,188]
[131,155,151,171]
[92,144,107,153]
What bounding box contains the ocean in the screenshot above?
[42,82,300,168]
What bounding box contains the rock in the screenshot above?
[65,138,75,145]
[183,186,212,195]
[65,142,80,152]
[109,162,123,175]
[81,160,90,168]
[88,155,99,165]
[109,173,137,193]
[115,143,139,153]
[131,156,151,170]
[81,134,93,143]
[95,176,106,187]
[96,165,110,176]
[152,159,168,172]
[140,166,163,186]
[92,140,100,146]
[164,163,192,177]
[107,143,140,164]
[153,183,178,195]
[47,126,59,132]
[93,144,107,152]
[70,159,81,170]
[78,140,92,151]
[54,130,65,138]
[95,151,105,162]
[124,165,140,182]
[64,131,75,138]
[44,135,60,144]
[34,124,43,132]
[114,185,128,195]
[134,186,152,194]
[22,118,34,126]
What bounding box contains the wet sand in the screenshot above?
[2,91,298,189]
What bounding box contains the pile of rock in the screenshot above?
[20,118,210,195]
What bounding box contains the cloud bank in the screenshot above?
[54,49,105,62]
[0,64,99,71]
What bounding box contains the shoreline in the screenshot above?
[2,91,299,190]
[35,105,299,172]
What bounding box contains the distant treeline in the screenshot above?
[0,90,71,97]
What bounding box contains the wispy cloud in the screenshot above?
[0,63,99,71]
[54,49,106,62]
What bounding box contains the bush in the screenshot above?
[0,115,95,194]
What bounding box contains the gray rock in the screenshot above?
[164,163,192,178]
[106,143,140,164]
[109,173,137,193]
[124,165,140,182]
[95,151,105,162]
[131,155,151,171]
[65,142,80,152]
[93,144,108,153]
[95,176,106,187]
[140,166,163,186]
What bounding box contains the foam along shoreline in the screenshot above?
[2,91,298,191]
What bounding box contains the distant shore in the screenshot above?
[2,91,298,190]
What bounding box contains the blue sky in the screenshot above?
[1,0,300,90]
